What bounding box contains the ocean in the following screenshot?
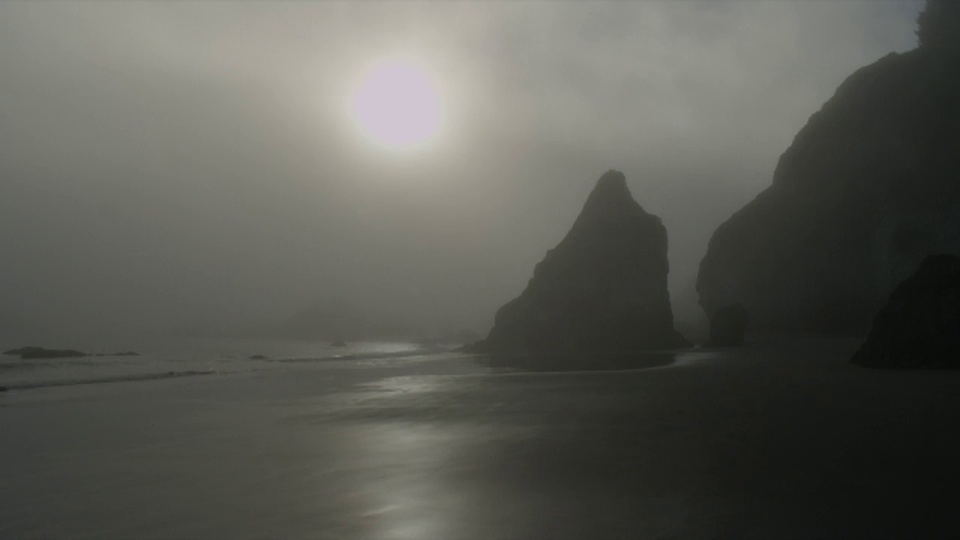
[0,339,430,391]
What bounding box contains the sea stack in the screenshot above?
[852,254,960,369]
[477,170,688,353]
[697,26,960,335]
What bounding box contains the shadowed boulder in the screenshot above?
[852,254,960,368]
[474,170,688,353]
[709,303,749,346]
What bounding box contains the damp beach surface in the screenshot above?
[2,338,959,539]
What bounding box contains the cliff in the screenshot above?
[698,47,960,334]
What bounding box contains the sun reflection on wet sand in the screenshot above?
[333,422,462,540]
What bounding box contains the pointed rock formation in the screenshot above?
[852,254,960,368]
[477,170,688,353]
[698,44,960,335]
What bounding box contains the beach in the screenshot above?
[3,338,960,539]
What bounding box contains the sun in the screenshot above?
[350,60,441,151]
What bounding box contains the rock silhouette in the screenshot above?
[476,170,688,353]
[3,347,139,359]
[852,254,960,368]
[698,44,960,335]
[3,346,87,359]
[709,304,748,346]
[916,0,960,50]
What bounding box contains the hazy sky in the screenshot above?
[0,0,924,346]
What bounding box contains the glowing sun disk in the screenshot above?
[351,60,441,150]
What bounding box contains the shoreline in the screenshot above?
[3,337,960,538]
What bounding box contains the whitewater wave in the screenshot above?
[2,370,219,391]
[0,341,447,392]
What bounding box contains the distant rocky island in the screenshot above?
[698,10,960,336]
[3,347,139,360]
[470,170,689,353]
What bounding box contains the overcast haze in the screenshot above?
[0,0,923,347]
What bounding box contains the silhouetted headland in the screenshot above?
[698,23,960,335]
[468,170,689,354]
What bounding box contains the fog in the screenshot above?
[0,1,923,346]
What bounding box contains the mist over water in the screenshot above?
[0,339,431,391]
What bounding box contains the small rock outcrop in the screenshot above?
[3,347,139,359]
[475,170,688,353]
[709,304,748,346]
[698,41,960,335]
[852,254,960,368]
[3,346,87,359]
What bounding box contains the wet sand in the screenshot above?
[2,338,960,539]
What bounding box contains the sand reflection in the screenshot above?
[337,421,459,540]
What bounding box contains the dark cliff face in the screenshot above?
[480,170,688,352]
[698,47,960,335]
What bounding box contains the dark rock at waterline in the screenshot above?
[698,47,960,335]
[330,340,347,348]
[22,349,87,359]
[3,347,139,359]
[249,354,268,360]
[852,254,960,368]
[3,346,87,359]
[474,170,688,353]
[4,346,40,356]
[709,303,749,346]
